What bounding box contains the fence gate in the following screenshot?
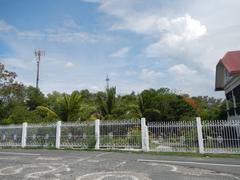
[147,121,199,152]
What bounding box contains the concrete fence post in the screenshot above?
[196,117,204,154]
[95,119,100,150]
[141,118,149,152]
[55,121,61,149]
[145,124,150,152]
[21,122,27,148]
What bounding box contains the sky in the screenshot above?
[1,0,240,97]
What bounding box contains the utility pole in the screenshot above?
[106,74,110,90]
[34,49,45,89]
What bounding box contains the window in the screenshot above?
[224,69,232,84]
[226,91,235,116]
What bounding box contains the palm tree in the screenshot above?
[62,91,82,121]
[36,91,82,122]
[97,87,116,119]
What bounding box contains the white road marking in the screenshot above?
[159,164,178,172]
[76,171,151,180]
[97,174,139,180]
[0,163,71,179]
[24,163,70,179]
[138,159,240,167]
[0,157,19,160]
[95,152,111,158]
[36,157,61,161]
[145,161,240,179]
[87,159,99,163]
[0,166,24,175]
[0,152,40,156]
[115,161,126,168]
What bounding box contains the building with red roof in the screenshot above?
[215,51,240,119]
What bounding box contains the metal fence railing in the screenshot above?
[202,120,240,154]
[147,121,199,152]
[0,125,22,147]
[60,122,95,148]
[26,123,56,147]
[100,119,141,149]
[0,118,239,154]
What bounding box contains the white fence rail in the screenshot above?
[0,125,22,147]
[0,118,239,154]
[99,119,141,149]
[202,120,240,154]
[147,121,199,153]
[60,121,95,148]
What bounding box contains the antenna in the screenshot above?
[34,49,45,89]
[106,74,110,90]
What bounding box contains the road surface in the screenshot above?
[0,149,239,180]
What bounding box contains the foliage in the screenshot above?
[0,62,228,124]
[26,86,46,110]
[62,91,82,121]
[97,87,116,119]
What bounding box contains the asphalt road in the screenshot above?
[0,149,239,180]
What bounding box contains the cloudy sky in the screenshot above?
[1,0,240,97]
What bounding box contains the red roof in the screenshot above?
[221,51,240,75]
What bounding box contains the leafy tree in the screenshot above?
[0,63,24,123]
[26,86,46,110]
[0,63,23,101]
[46,91,64,117]
[113,92,140,119]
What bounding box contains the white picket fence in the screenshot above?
[0,118,239,154]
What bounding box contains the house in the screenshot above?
[215,51,240,119]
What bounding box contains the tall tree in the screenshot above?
[0,63,24,123]
[97,87,116,119]
[26,86,46,110]
[62,91,82,121]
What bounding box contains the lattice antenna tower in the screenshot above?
[106,74,110,90]
[34,49,45,89]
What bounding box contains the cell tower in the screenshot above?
[106,74,110,90]
[34,49,45,89]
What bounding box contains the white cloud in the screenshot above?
[63,19,80,29]
[16,31,44,40]
[168,64,197,77]
[0,20,43,40]
[125,70,137,76]
[111,13,207,41]
[110,47,130,58]
[0,19,110,43]
[139,68,163,81]
[64,62,75,68]
[82,0,101,3]
[47,31,96,43]
[109,12,207,59]
[96,1,209,65]
[1,57,33,70]
[89,85,100,92]
[0,20,15,33]
[144,14,207,59]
